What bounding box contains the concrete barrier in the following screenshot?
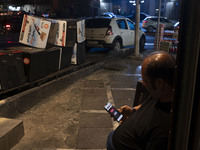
[0,118,24,150]
[0,61,104,118]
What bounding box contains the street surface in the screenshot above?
[0,29,155,149]
[11,54,151,149]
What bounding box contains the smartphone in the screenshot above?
[104,102,123,122]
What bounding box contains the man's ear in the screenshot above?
[154,78,165,90]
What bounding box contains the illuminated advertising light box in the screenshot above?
[48,19,78,47]
[71,43,77,65]
[19,15,51,49]
[71,19,85,65]
[48,19,67,47]
[71,42,85,65]
[77,19,85,43]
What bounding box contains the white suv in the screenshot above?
[142,16,175,32]
[85,16,146,52]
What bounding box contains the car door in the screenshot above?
[127,20,135,46]
[115,19,129,46]
[160,18,173,29]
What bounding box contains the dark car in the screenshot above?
[0,23,3,34]
[0,16,23,33]
[99,12,116,18]
[0,18,12,33]
[127,12,149,22]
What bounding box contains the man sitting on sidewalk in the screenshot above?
[106,51,175,150]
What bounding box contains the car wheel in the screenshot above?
[139,36,146,52]
[112,40,121,51]
[147,26,154,32]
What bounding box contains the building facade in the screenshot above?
[114,0,180,19]
[165,0,181,19]
[7,0,180,20]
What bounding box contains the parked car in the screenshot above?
[127,12,149,22]
[174,21,179,30]
[0,20,12,34]
[142,16,174,32]
[0,23,3,34]
[85,16,146,52]
[99,12,116,18]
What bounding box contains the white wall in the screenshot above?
[99,1,112,14]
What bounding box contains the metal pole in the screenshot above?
[134,0,140,56]
[155,0,161,51]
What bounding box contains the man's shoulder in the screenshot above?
[140,96,157,108]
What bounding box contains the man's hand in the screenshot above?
[118,105,141,123]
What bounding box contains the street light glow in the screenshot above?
[8,6,20,11]
[129,0,136,5]
[129,0,144,5]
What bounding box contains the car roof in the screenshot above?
[102,12,115,15]
[87,16,131,20]
[94,16,113,19]
[127,12,149,16]
[146,16,168,19]
[99,12,116,17]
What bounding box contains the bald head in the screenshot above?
[142,52,176,87]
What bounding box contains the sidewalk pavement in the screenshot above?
[74,57,143,150]
[11,50,153,150]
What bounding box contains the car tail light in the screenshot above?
[142,20,147,24]
[5,24,11,28]
[106,26,113,36]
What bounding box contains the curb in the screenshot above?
[0,61,104,118]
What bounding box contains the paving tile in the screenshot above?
[108,75,140,88]
[81,89,107,110]
[79,113,112,128]
[76,128,112,149]
[111,89,135,108]
[82,80,104,88]
[104,63,127,71]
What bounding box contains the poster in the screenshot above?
[77,19,85,43]
[19,15,51,49]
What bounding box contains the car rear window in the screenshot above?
[150,18,158,21]
[85,18,111,28]
[150,17,169,22]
